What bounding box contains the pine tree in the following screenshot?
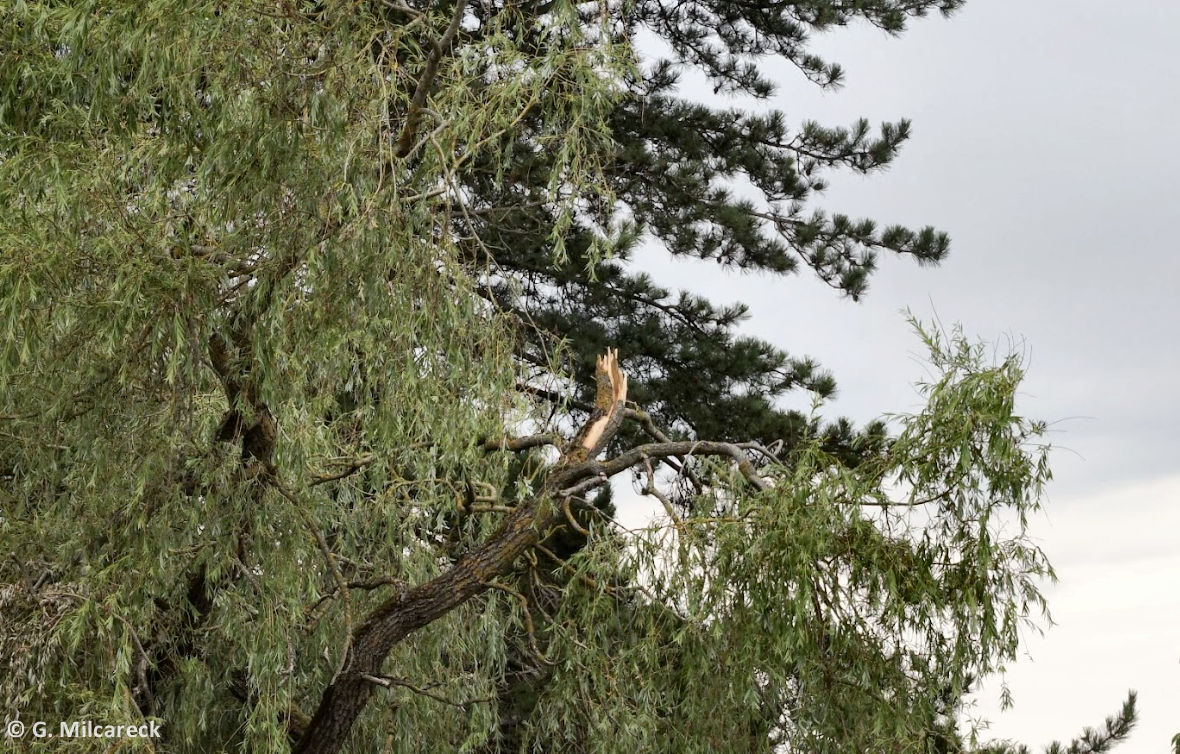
[0,2,1060,754]
[457,0,964,460]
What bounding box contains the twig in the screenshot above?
[467,503,517,514]
[483,580,552,665]
[623,408,705,493]
[309,456,374,487]
[307,576,405,614]
[561,496,590,536]
[361,674,495,708]
[112,613,151,705]
[380,0,424,16]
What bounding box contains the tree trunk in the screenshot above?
[293,501,550,754]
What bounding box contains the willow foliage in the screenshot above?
[1,2,1055,753]
[523,325,1053,754]
[2,0,621,750]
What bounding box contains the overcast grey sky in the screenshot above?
[633,1,1179,750]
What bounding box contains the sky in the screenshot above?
[630,1,1179,751]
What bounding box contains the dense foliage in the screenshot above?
[0,1,1094,753]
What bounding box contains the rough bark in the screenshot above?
[293,500,554,753]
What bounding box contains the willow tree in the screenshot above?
[2,2,1056,754]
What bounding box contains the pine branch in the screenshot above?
[1042,691,1138,754]
[981,691,1139,754]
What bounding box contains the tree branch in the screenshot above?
[590,440,768,492]
[395,0,470,158]
[292,353,772,752]
[360,674,495,709]
[293,350,629,754]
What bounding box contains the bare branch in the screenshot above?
[360,675,495,709]
[642,457,680,524]
[585,441,769,492]
[624,407,705,493]
[557,473,609,498]
[561,496,590,536]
